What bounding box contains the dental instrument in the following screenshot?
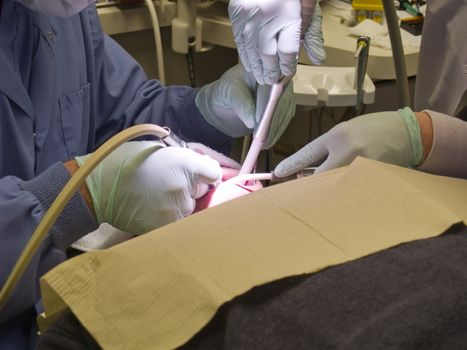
[354,36,370,116]
[161,127,188,148]
[238,0,318,176]
[399,0,423,17]
[161,128,215,199]
[222,167,316,189]
[239,76,292,176]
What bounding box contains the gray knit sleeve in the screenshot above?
[20,162,99,250]
[417,110,467,179]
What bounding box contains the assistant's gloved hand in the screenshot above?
[75,141,222,235]
[229,0,326,85]
[274,108,424,176]
[196,64,295,149]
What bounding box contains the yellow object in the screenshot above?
[352,0,384,24]
[40,158,467,349]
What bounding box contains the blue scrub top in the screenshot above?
[0,1,232,348]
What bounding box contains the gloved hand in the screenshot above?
[229,0,326,85]
[274,108,424,176]
[196,64,295,149]
[75,141,222,235]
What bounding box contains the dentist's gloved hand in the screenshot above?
[196,64,295,149]
[229,0,326,85]
[274,108,424,176]
[75,141,222,235]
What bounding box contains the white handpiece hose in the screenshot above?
[238,0,318,176]
[144,0,166,85]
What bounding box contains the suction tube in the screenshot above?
[238,0,318,176]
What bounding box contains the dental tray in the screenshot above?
[293,65,375,107]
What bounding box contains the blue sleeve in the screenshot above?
[81,8,233,154]
[0,163,98,323]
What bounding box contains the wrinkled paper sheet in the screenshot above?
[41,158,467,349]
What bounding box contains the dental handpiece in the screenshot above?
[162,128,212,198]
[238,0,318,177]
[162,127,188,148]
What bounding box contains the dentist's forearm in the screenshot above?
[417,110,467,178]
[414,111,433,163]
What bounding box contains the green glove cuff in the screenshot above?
[75,153,105,224]
[398,107,423,166]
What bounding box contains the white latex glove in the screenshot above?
[274,108,424,176]
[75,141,222,235]
[229,0,326,85]
[196,64,295,149]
